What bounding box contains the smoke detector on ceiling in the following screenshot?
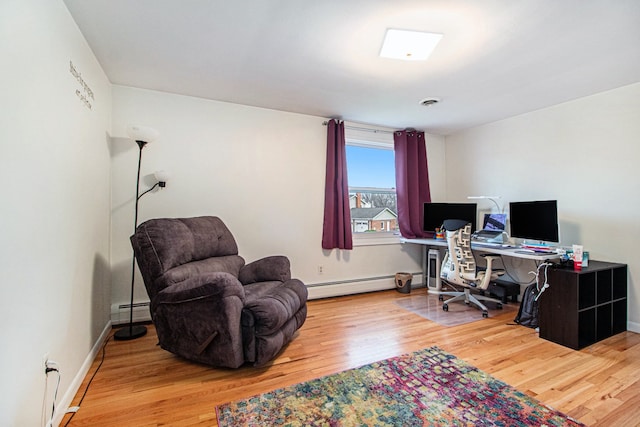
[419,97,441,106]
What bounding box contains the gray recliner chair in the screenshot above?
[130,216,308,368]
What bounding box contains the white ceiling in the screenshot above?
[63,0,640,135]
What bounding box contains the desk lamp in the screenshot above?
[467,196,503,213]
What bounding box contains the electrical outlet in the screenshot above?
[318,265,324,274]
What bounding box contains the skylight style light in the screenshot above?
[379,29,443,61]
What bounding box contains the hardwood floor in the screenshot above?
[63,288,640,426]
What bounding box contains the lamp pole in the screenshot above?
[114,140,149,341]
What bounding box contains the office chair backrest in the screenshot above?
[443,220,477,282]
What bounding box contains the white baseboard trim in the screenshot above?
[307,273,424,300]
[51,321,112,427]
[628,321,640,334]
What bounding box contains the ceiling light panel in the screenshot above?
[379,29,443,61]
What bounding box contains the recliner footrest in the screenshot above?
[241,279,308,365]
[243,279,306,335]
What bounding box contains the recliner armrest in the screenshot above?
[154,272,245,305]
[239,256,292,285]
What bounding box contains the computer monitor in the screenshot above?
[509,200,559,243]
[482,213,507,231]
[423,202,477,233]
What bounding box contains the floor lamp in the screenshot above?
[114,125,165,341]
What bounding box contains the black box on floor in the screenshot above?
[485,280,520,303]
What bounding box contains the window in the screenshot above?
[345,143,398,240]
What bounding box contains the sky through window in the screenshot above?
[345,145,395,189]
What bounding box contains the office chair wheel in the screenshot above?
[497,303,503,310]
[443,303,449,312]
[438,295,444,301]
[482,310,488,318]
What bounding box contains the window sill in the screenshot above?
[352,233,402,247]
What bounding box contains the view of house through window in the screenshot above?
[346,144,398,234]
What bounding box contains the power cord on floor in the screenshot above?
[62,335,112,427]
[42,361,61,427]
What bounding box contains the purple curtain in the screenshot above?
[322,119,353,250]
[394,129,431,238]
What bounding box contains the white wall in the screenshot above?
[110,86,446,309]
[445,83,640,329]
[0,0,112,425]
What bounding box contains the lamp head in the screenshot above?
[154,170,168,188]
[127,125,159,147]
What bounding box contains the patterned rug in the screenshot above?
[217,347,584,426]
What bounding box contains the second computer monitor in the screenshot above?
[509,200,559,243]
[423,202,477,233]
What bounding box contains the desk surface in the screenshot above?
[401,237,560,260]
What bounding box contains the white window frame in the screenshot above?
[346,136,401,247]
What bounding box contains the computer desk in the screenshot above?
[400,237,560,291]
[402,237,560,259]
[402,239,627,348]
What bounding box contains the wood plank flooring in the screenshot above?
[62,288,640,426]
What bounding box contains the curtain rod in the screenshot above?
[322,121,396,135]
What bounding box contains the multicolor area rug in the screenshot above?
[217,347,584,426]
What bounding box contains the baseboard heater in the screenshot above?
[307,273,423,300]
[111,301,151,325]
[111,273,424,323]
